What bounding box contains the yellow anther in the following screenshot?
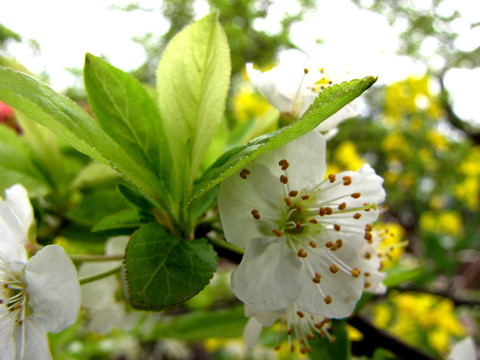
[351,192,361,199]
[351,268,361,278]
[353,213,362,219]
[338,202,347,210]
[329,264,339,273]
[324,295,333,304]
[309,240,317,248]
[325,241,334,248]
[335,239,343,248]
[328,174,336,183]
[343,176,352,186]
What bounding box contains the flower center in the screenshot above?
[0,257,28,327]
[275,303,333,354]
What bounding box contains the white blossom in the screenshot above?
[0,185,80,360]
[218,131,385,319]
[243,303,331,354]
[246,51,360,128]
[79,236,140,334]
[449,337,477,360]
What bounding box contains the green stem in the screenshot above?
[70,254,124,263]
[79,265,122,285]
[208,237,244,255]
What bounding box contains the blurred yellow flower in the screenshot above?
[427,130,449,152]
[382,132,407,153]
[333,141,365,171]
[420,211,464,236]
[384,75,443,123]
[373,293,465,354]
[375,223,406,268]
[455,177,479,210]
[233,85,272,123]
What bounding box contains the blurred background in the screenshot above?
[1,0,479,359]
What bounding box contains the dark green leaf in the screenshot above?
[124,223,218,310]
[117,182,156,213]
[84,53,171,178]
[0,67,168,204]
[190,76,377,203]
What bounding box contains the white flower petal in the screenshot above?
[13,319,52,360]
[0,313,16,360]
[25,245,80,333]
[244,305,280,327]
[315,102,361,133]
[231,238,302,311]
[4,185,34,241]
[296,235,365,318]
[254,131,327,191]
[450,336,477,360]
[243,318,264,348]
[218,163,284,248]
[0,203,28,265]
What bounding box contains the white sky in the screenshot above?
[1,0,479,123]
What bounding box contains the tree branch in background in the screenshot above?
[348,315,437,360]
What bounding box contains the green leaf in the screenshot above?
[0,125,50,196]
[124,223,218,310]
[92,209,143,236]
[190,76,377,203]
[84,54,171,178]
[150,307,246,340]
[117,182,156,213]
[383,265,423,287]
[156,12,231,200]
[0,67,168,204]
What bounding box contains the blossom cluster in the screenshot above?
[218,59,388,353]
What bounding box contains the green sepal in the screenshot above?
[124,223,218,310]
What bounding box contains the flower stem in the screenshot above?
[79,265,122,285]
[208,237,244,255]
[70,254,124,263]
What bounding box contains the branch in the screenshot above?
[348,315,437,360]
[437,73,480,145]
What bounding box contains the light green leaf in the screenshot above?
[156,12,231,201]
[124,223,218,310]
[190,76,377,203]
[0,67,168,204]
[0,125,50,196]
[84,54,171,179]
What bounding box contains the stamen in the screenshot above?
[289,190,298,197]
[296,221,302,231]
[365,224,373,232]
[278,159,289,170]
[280,175,288,184]
[284,197,292,207]
[297,248,308,258]
[364,252,372,259]
[296,311,305,318]
[309,219,318,224]
[296,204,302,214]
[312,272,322,284]
[342,176,352,186]
[335,239,343,248]
[324,295,332,304]
[309,241,317,248]
[251,209,260,220]
[325,241,333,248]
[328,174,336,183]
[351,192,361,199]
[334,224,341,231]
[239,168,251,179]
[353,213,362,219]
[329,265,339,273]
[338,202,347,210]
[302,195,310,200]
[273,229,283,237]
[351,268,361,278]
